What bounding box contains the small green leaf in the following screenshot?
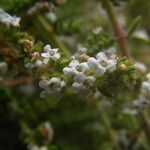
[127,16,142,37]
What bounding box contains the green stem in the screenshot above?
[102,0,130,58]
[35,16,71,58]
[139,110,150,142]
[101,113,120,149]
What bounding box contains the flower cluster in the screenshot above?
[39,77,66,98]
[63,52,117,93]
[87,52,117,76]
[133,73,150,109]
[0,10,20,27]
[25,44,60,69]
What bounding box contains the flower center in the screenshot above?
[76,65,83,72]
[100,60,108,67]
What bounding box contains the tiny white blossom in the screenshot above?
[92,26,103,34]
[41,44,60,61]
[84,76,96,87]
[87,57,106,76]
[135,62,147,73]
[46,12,57,22]
[73,62,89,82]
[146,73,150,81]
[63,60,79,76]
[63,60,90,83]
[133,95,150,108]
[25,62,35,69]
[96,52,108,60]
[96,52,117,72]
[0,11,20,27]
[35,60,43,67]
[133,29,149,41]
[141,81,150,96]
[72,82,86,93]
[39,77,66,98]
[25,60,44,69]
[133,73,150,109]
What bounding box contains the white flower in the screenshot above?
[46,12,57,22]
[73,62,89,82]
[63,60,90,83]
[92,26,103,34]
[133,73,150,109]
[35,60,43,67]
[135,62,147,73]
[133,29,149,41]
[0,62,7,74]
[87,52,117,77]
[106,59,117,72]
[41,44,60,61]
[63,60,79,76]
[87,57,106,76]
[96,52,108,60]
[146,73,150,81]
[25,62,35,69]
[133,95,150,108]
[25,60,43,69]
[84,76,96,87]
[72,82,86,93]
[0,11,20,27]
[96,52,117,72]
[141,81,150,96]
[39,77,66,98]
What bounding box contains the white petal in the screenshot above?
[63,67,74,76]
[87,57,99,68]
[96,52,107,60]
[41,52,50,58]
[51,48,59,53]
[35,60,43,67]
[96,66,106,76]
[25,62,35,69]
[74,72,85,83]
[135,62,147,73]
[72,82,86,93]
[80,62,89,71]
[146,73,150,81]
[50,53,60,61]
[86,76,95,82]
[39,80,49,89]
[44,44,51,52]
[50,77,60,84]
[106,59,117,72]
[69,60,79,68]
[60,81,66,88]
[43,58,49,64]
